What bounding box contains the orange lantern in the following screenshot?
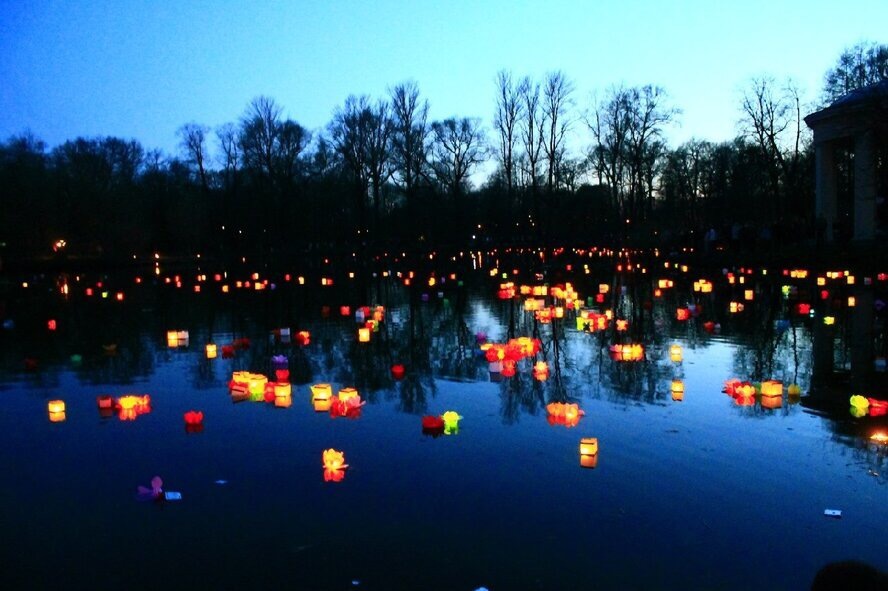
[47,400,66,414]
[579,437,599,456]
[311,383,333,401]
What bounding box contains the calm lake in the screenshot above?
[1,253,886,590]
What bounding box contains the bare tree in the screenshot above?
[329,95,393,233]
[177,122,210,191]
[519,76,546,228]
[542,71,574,193]
[429,117,486,195]
[493,70,524,195]
[822,40,888,105]
[389,81,429,197]
[239,96,282,182]
[216,122,240,192]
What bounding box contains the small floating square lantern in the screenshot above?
[206,344,217,359]
[669,344,683,363]
[579,437,599,456]
[48,400,66,414]
[580,454,598,469]
[761,396,782,410]
[274,395,292,408]
[97,395,114,409]
[274,383,292,398]
[49,411,66,422]
[358,327,371,343]
[338,388,359,404]
[311,383,333,401]
[248,375,268,396]
[676,308,690,321]
[761,380,783,397]
[167,330,178,348]
[391,364,406,380]
[671,380,684,401]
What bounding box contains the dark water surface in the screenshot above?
[1,260,886,590]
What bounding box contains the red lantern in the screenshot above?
[47,319,57,331]
[676,308,690,321]
[275,369,289,382]
[184,410,204,425]
[797,303,811,315]
[221,345,235,358]
[97,395,114,409]
[391,364,406,380]
[296,331,311,346]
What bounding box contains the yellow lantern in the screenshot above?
[166,330,178,348]
[248,375,268,396]
[358,327,371,342]
[787,384,802,396]
[671,380,684,401]
[744,289,754,301]
[47,400,66,414]
[49,411,66,422]
[669,344,683,363]
[311,384,333,401]
[338,388,359,404]
[579,437,599,456]
[274,383,292,398]
[206,344,217,359]
[761,380,783,397]
[274,395,292,408]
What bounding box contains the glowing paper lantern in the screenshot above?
[676,308,690,321]
[761,380,783,397]
[296,331,311,346]
[787,384,802,396]
[358,328,371,343]
[311,384,333,401]
[442,411,462,434]
[669,344,683,363]
[47,319,57,331]
[206,344,217,359]
[338,388,359,404]
[422,415,445,435]
[47,400,66,414]
[761,395,782,410]
[313,399,332,412]
[274,383,292,398]
[183,410,204,425]
[96,395,114,409]
[671,380,684,401]
[274,395,292,408]
[391,364,406,380]
[579,437,599,456]
[849,395,869,410]
[248,375,268,396]
[867,398,888,417]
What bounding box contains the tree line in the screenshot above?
[1,41,885,264]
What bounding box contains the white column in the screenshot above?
[853,130,876,241]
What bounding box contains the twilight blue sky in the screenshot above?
[1,0,885,158]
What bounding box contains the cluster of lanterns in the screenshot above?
[355,305,386,343]
[849,395,888,418]
[421,411,462,436]
[723,379,801,408]
[480,337,542,377]
[609,344,645,362]
[546,402,584,427]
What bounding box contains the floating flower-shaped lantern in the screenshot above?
[183,410,204,425]
[322,449,348,482]
[441,411,462,435]
[850,395,869,410]
[117,395,151,420]
[532,361,549,381]
[296,331,311,346]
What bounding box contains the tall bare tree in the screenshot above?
[239,96,282,183]
[390,81,429,197]
[177,122,210,191]
[494,70,524,196]
[519,76,546,225]
[429,117,486,195]
[542,71,574,194]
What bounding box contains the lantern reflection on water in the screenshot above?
[669,344,683,363]
[610,344,644,362]
[547,402,584,427]
[671,380,684,401]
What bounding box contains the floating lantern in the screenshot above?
[296,331,310,346]
[96,395,114,409]
[676,308,690,321]
[248,375,268,396]
[669,344,683,363]
[849,395,869,410]
[206,344,217,359]
[47,319,57,331]
[391,364,406,380]
[870,432,888,444]
[311,383,333,401]
[49,410,66,422]
[221,345,235,358]
[274,383,292,398]
[274,395,292,408]
[729,302,744,313]
[322,449,348,472]
[275,368,289,382]
[422,415,445,435]
[787,384,802,396]
[615,319,628,331]
[183,410,204,425]
[358,327,371,343]
[442,411,462,434]
[823,316,835,325]
[703,321,716,334]
[579,437,599,456]
[671,380,684,401]
[761,380,783,397]
[867,398,888,417]
[338,388,359,404]
[744,290,754,301]
[546,402,584,427]
[610,344,644,362]
[47,400,65,414]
